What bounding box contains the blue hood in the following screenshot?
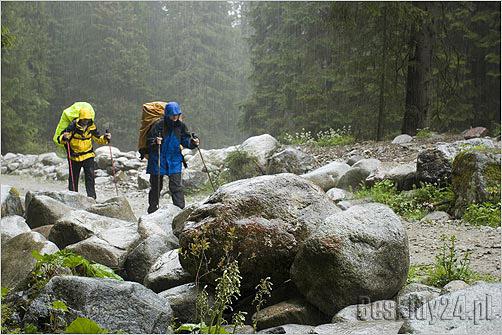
[164,102,182,122]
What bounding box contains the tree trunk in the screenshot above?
[376,5,388,141]
[401,2,434,135]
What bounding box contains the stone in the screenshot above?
[266,148,314,175]
[124,235,175,283]
[441,280,469,294]
[452,150,500,217]
[326,188,351,202]
[416,148,452,185]
[1,185,24,217]
[392,134,413,145]
[1,232,59,291]
[395,284,441,320]
[179,174,340,291]
[240,134,279,168]
[352,159,381,175]
[420,211,451,224]
[172,203,198,237]
[144,250,193,293]
[48,210,135,249]
[86,196,137,222]
[314,321,404,335]
[337,198,373,210]
[258,324,315,334]
[463,127,489,140]
[95,145,121,157]
[332,300,397,323]
[435,138,495,160]
[25,190,96,209]
[38,152,64,166]
[24,276,173,333]
[138,171,150,189]
[24,195,73,229]
[347,155,365,166]
[291,203,409,315]
[182,168,210,190]
[139,204,181,237]
[32,225,54,239]
[254,298,328,331]
[336,167,372,191]
[1,215,31,245]
[400,283,502,333]
[301,161,351,191]
[159,283,214,324]
[385,163,417,191]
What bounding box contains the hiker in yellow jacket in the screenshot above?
[58,106,111,199]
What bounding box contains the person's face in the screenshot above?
[78,119,92,129]
[169,114,180,121]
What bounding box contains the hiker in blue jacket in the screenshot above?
[146,102,199,212]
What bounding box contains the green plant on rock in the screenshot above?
[220,149,263,183]
[252,277,273,332]
[64,317,110,334]
[415,127,433,139]
[49,300,68,333]
[463,202,501,228]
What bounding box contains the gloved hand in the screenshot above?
[192,137,200,147]
[62,132,71,142]
[156,137,163,145]
[105,132,111,141]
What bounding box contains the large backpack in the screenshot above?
[53,102,95,146]
[138,101,167,160]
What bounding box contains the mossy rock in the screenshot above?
[452,151,501,217]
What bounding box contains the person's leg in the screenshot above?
[69,159,82,192]
[168,173,185,209]
[148,174,164,213]
[82,158,96,199]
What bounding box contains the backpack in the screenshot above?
[53,102,95,146]
[138,101,167,160]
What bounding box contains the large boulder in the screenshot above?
[144,250,193,293]
[48,210,136,249]
[416,148,452,185]
[240,134,279,168]
[24,276,173,333]
[463,127,488,140]
[336,167,372,191]
[1,215,31,245]
[1,232,59,291]
[314,321,404,335]
[172,203,198,237]
[254,298,328,331]
[392,134,413,145]
[435,138,495,160]
[95,145,121,157]
[179,174,340,291]
[25,195,73,229]
[301,161,351,191]
[182,168,210,190]
[451,150,501,217]
[258,324,315,334]
[291,203,409,315]
[26,190,96,209]
[186,146,238,172]
[159,283,214,324]
[86,196,137,222]
[137,171,150,189]
[332,300,397,323]
[38,152,64,166]
[66,224,140,269]
[124,235,175,283]
[138,204,181,237]
[1,185,24,217]
[400,283,502,334]
[266,148,314,175]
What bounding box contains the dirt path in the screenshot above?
[1,173,500,278]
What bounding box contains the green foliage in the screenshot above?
[1,25,16,49]
[282,127,354,147]
[220,149,262,183]
[355,180,454,221]
[31,249,123,288]
[281,129,315,145]
[463,202,501,228]
[65,317,109,334]
[252,277,273,332]
[415,127,433,139]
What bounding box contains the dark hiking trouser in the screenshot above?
[148,173,185,213]
[68,157,96,199]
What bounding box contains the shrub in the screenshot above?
[463,202,501,228]
[281,129,315,145]
[220,149,262,183]
[315,126,355,147]
[415,127,433,139]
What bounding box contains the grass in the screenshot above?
[415,127,433,139]
[282,126,355,147]
[463,202,501,228]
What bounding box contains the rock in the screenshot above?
[416,148,452,185]
[254,298,328,331]
[452,150,500,217]
[179,174,340,291]
[138,171,150,189]
[347,155,365,166]
[55,164,69,181]
[124,235,175,283]
[258,324,315,334]
[326,188,351,202]
[121,159,143,171]
[385,163,417,191]
[441,280,469,294]
[336,167,372,191]
[392,134,413,145]
[240,134,279,168]
[3,152,17,160]
[352,159,381,175]
[464,127,489,140]
[396,283,441,297]
[95,145,121,157]
[24,195,73,229]
[314,321,404,335]
[144,250,192,293]
[332,300,397,323]
[395,283,441,320]
[24,276,173,333]
[1,185,24,217]
[32,225,54,239]
[66,223,140,269]
[172,203,198,237]
[159,283,214,324]
[139,204,181,236]
[38,152,64,166]
[7,162,19,172]
[48,210,135,248]
[26,190,96,209]
[18,154,38,169]
[1,215,31,245]
[266,148,314,175]
[291,203,409,315]
[86,196,137,222]
[420,211,451,224]
[1,232,59,291]
[95,153,111,170]
[187,146,238,172]
[400,283,502,333]
[94,176,109,185]
[337,198,372,210]
[182,168,209,190]
[435,138,495,160]
[301,161,351,191]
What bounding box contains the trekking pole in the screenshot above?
[157,132,162,210]
[66,141,76,192]
[192,133,216,192]
[106,128,119,196]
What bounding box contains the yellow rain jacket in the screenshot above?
[58,108,108,162]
